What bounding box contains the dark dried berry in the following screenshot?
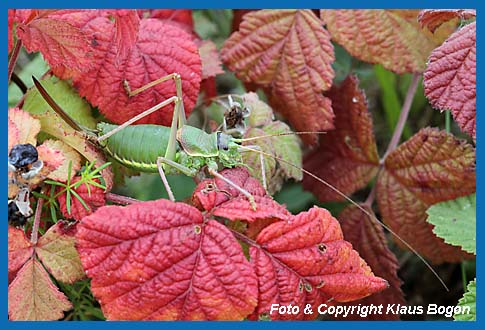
[8,143,38,169]
[8,202,28,227]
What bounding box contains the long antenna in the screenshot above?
[32,76,87,133]
[238,144,449,291]
[235,131,327,143]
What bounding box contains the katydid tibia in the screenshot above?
[32,74,448,291]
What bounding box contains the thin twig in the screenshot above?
[8,39,22,84]
[30,197,44,244]
[383,73,421,159]
[106,193,140,205]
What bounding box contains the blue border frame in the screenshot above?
[3,0,480,328]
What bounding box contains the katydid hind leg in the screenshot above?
[157,158,175,202]
[97,96,179,142]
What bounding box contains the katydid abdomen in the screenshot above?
[98,122,174,172]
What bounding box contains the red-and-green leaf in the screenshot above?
[8,258,72,320]
[8,226,33,283]
[36,222,85,284]
[377,128,476,263]
[321,10,436,73]
[418,9,476,33]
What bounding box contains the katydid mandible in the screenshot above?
[33,74,449,291]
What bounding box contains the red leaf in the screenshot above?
[418,9,476,33]
[8,9,15,54]
[8,226,33,283]
[8,258,72,320]
[69,17,202,127]
[303,75,379,202]
[192,167,266,211]
[322,10,436,73]
[112,10,140,61]
[76,199,258,320]
[424,22,476,140]
[377,128,476,263]
[336,205,405,320]
[16,16,92,73]
[221,10,335,145]
[249,207,388,320]
[140,9,194,34]
[198,39,225,79]
[192,167,290,223]
[57,177,106,221]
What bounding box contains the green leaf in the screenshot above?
[8,52,49,108]
[454,279,476,321]
[23,76,96,129]
[263,121,302,181]
[426,193,476,254]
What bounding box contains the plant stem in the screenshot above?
[8,39,22,84]
[365,73,421,207]
[445,110,451,133]
[31,197,44,244]
[106,193,140,205]
[363,183,377,208]
[383,73,421,159]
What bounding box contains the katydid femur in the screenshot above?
[33,74,448,291]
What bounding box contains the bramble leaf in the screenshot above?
[23,77,113,190]
[8,258,72,320]
[377,128,476,263]
[16,14,92,74]
[192,167,290,222]
[140,9,194,34]
[424,22,476,140]
[426,193,476,254]
[112,10,140,60]
[335,205,404,320]
[37,139,80,183]
[198,39,224,79]
[76,199,258,320]
[418,9,476,33]
[303,76,379,202]
[57,177,106,221]
[8,107,41,149]
[8,226,33,283]
[63,14,202,127]
[321,10,436,73]
[8,9,15,54]
[36,221,85,283]
[249,206,388,320]
[222,10,335,145]
[454,279,476,321]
